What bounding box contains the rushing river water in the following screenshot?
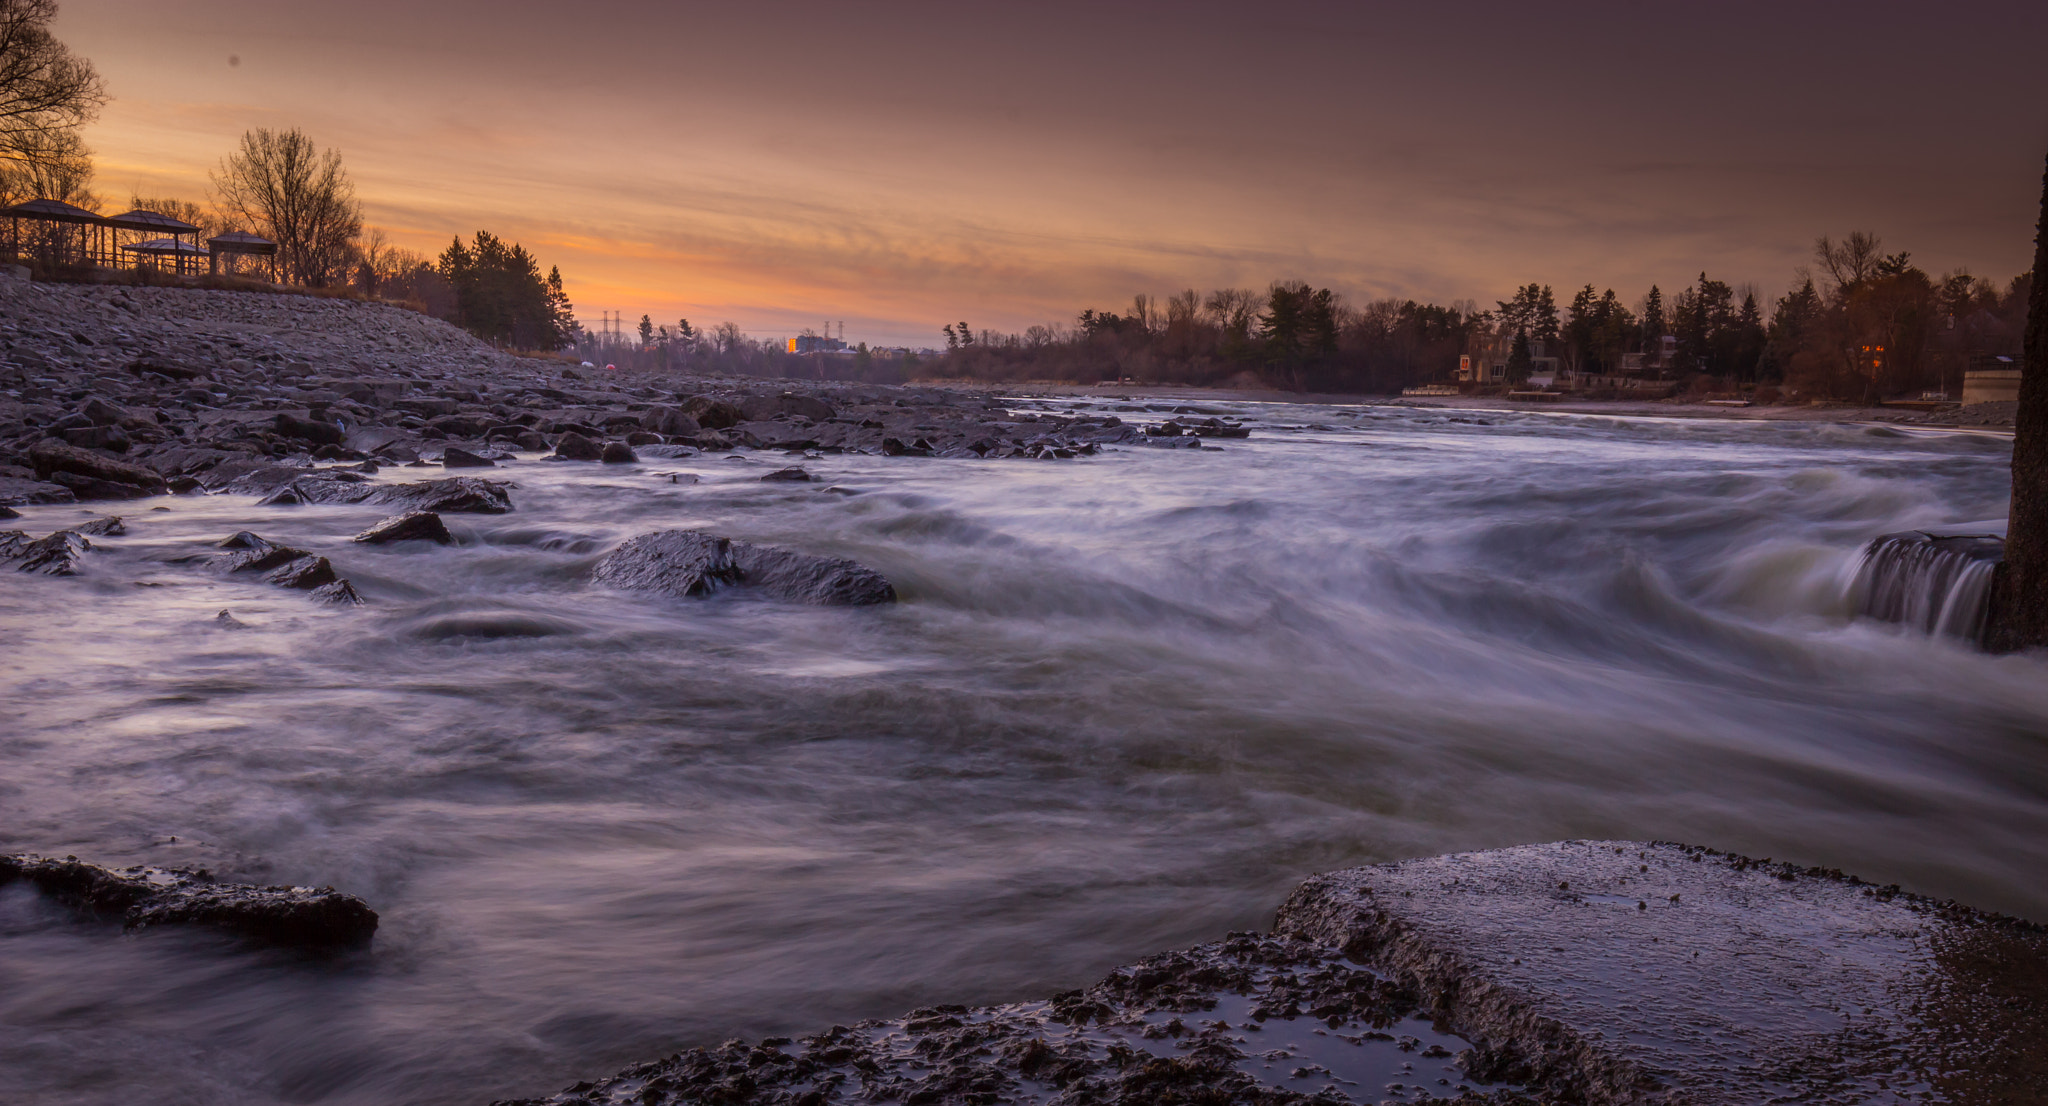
[2,397,2044,1105]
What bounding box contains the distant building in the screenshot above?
[1962,354,2020,405]
[1458,331,1559,385]
[787,334,848,354]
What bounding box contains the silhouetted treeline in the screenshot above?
[915,238,2033,400]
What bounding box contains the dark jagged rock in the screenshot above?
[760,466,812,482]
[28,438,168,496]
[593,528,896,605]
[599,440,637,464]
[214,609,248,629]
[206,531,360,600]
[0,853,377,949]
[0,505,18,519]
[2,529,91,574]
[50,470,157,499]
[731,542,897,605]
[274,412,346,445]
[371,477,513,514]
[591,530,741,597]
[74,515,125,536]
[311,579,365,606]
[59,423,131,452]
[552,431,603,461]
[353,510,454,545]
[440,446,495,468]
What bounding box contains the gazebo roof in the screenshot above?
[120,237,206,255]
[106,209,201,234]
[207,230,276,254]
[2,197,104,224]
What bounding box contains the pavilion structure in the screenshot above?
[106,209,204,274]
[207,230,278,280]
[2,197,114,268]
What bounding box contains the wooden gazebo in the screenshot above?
[106,209,203,274]
[3,197,112,268]
[208,230,278,279]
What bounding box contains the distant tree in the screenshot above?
[438,230,569,350]
[1506,330,1533,380]
[1639,285,1666,353]
[957,320,974,346]
[212,127,363,286]
[943,323,958,349]
[0,0,105,193]
[677,318,695,341]
[637,313,654,347]
[546,267,577,344]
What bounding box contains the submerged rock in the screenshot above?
[760,466,812,482]
[354,510,454,545]
[0,853,377,948]
[245,470,513,514]
[592,529,895,605]
[599,441,637,464]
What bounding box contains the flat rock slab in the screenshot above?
[495,841,2046,1106]
[0,853,377,949]
[1275,840,2048,1104]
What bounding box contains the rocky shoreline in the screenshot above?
[0,279,1247,511]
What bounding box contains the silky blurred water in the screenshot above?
[1,399,2042,1105]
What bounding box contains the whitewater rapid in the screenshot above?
[1,398,2041,1105]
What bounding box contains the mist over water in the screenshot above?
[2,399,2043,1105]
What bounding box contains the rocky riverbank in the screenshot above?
[0,279,1244,509]
[497,841,2047,1106]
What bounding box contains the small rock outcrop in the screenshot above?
[599,441,637,464]
[0,853,378,948]
[242,470,513,514]
[206,531,364,604]
[353,510,454,545]
[440,446,495,468]
[1,528,92,574]
[592,529,896,605]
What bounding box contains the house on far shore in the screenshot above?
[1457,331,1561,386]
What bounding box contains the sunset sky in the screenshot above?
[55,0,2048,348]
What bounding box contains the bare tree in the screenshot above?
[0,0,104,187]
[212,127,363,286]
[0,123,89,205]
[1814,232,1882,291]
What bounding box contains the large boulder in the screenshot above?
[600,441,637,464]
[591,530,741,597]
[274,412,346,446]
[440,446,496,468]
[551,431,604,461]
[371,477,512,514]
[354,510,454,545]
[679,395,745,429]
[641,406,702,436]
[593,528,895,605]
[0,475,76,506]
[0,853,377,949]
[731,541,896,605]
[28,439,168,496]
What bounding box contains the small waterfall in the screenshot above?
[1850,531,2004,643]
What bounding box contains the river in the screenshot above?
[2,397,2042,1104]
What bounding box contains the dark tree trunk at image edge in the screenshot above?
[1986,153,2048,652]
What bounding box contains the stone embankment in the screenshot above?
[0,280,1243,509]
[496,841,2046,1106]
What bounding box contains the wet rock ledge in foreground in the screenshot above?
[497,840,2047,1106]
[0,853,377,949]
